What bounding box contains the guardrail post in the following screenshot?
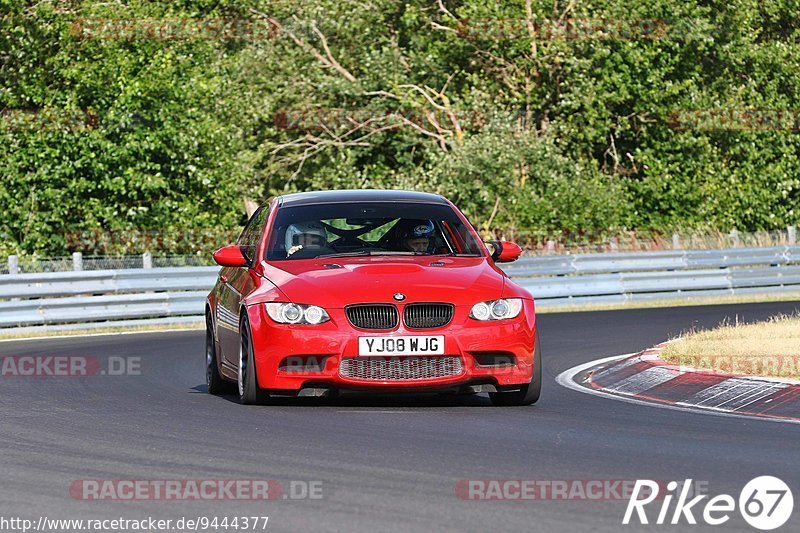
[72,252,83,271]
[8,255,18,275]
[546,240,555,254]
[142,252,152,269]
[730,229,740,247]
[672,233,681,249]
[609,237,619,252]
[789,226,797,245]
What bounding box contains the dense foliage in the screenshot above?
[1,0,798,254]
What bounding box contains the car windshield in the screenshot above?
[267,202,484,261]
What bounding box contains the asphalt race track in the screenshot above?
[2,301,800,533]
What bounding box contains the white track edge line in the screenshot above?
[555,354,800,426]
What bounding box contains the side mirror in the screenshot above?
[213,245,250,268]
[486,241,522,263]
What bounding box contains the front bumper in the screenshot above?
[245,299,537,392]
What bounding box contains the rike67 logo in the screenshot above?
[624,477,794,530]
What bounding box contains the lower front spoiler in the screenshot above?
[267,381,528,398]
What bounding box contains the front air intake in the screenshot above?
[339,356,463,381]
[345,304,399,330]
[404,303,454,329]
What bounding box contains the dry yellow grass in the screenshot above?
[660,315,800,380]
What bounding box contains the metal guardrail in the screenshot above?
[1,246,799,329]
[502,246,800,276]
[508,245,800,307]
[0,267,218,299]
[0,267,218,328]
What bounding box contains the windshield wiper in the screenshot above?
[316,251,373,258]
[317,250,431,258]
[368,251,428,256]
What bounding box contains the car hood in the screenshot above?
[261,256,505,308]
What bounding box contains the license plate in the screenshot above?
[358,336,445,356]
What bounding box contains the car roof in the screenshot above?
[276,189,449,207]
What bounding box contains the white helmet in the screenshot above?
[285,221,327,251]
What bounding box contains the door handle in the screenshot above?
[220,274,228,284]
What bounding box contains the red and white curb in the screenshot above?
[556,344,800,425]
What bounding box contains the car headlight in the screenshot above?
[469,298,523,321]
[265,303,330,325]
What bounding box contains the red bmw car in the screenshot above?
[206,190,541,406]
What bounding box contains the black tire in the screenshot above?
[206,313,234,395]
[489,331,542,406]
[238,316,269,405]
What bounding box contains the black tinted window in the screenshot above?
[238,206,269,262]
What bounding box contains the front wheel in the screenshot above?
[489,331,542,406]
[238,316,269,405]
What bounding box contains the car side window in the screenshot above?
[237,209,259,245]
[238,206,269,263]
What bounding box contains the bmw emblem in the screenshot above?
[393,293,406,301]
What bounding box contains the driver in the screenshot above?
[285,221,328,257]
[399,220,435,253]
